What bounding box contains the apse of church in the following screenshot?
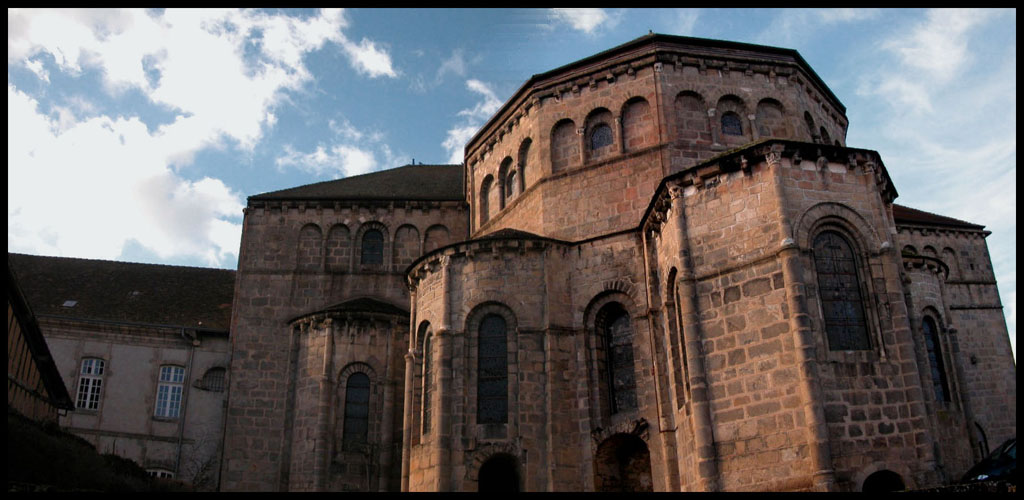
[219,34,1016,492]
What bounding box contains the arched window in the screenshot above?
[342,372,371,450]
[422,334,433,435]
[477,314,508,424]
[76,357,105,410]
[590,123,613,150]
[813,231,871,350]
[819,126,832,145]
[721,112,743,136]
[361,229,384,266]
[505,170,516,199]
[200,367,226,392]
[600,304,637,414]
[922,316,951,403]
[480,175,494,225]
[804,112,818,142]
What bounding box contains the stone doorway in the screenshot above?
[594,433,653,492]
[478,453,520,492]
[862,470,905,492]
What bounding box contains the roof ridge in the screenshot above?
[8,252,235,272]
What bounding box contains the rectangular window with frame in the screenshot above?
[154,365,185,418]
[76,358,105,410]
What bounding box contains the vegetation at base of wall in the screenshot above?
[7,407,192,492]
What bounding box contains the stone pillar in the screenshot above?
[378,319,398,492]
[435,256,453,491]
[641,228,680,492]
[707,108,720,146]
[669,184,719,492]
[402,284,418,491]
[768,149,835,491]
[748,114,759,141]
[401,349,416,491]
[314,319,335,491]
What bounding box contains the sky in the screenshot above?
[7,8,1016,358]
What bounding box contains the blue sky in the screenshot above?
[8,8,1016,357]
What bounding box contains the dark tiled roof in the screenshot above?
[476,228,547,240]
[892,204,985,230]
[321,297,408,316]
[8,253,236,332]
[250,163,465,203]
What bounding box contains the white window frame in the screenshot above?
[147,468,175,479]
[76,358,105,410]
[154,365,186,418]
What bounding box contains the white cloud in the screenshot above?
[276,143,379,178]
[754,8,880,46]
[8,8,396,268]
[436,49,468,83]
[674,9,700,36]
[882,9,995,83]
[550,8,615,34]
[443,126,480,165]
[8,85,244,267]
[276,118,402,179]
[341,37,398,78]
[442,79,504,164]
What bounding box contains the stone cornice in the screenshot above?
[406,234,564,290]
[465,34,847,164]
[641,140,896,236]
[246,198,466,214]
[901,253,950,281]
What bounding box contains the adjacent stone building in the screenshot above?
[219,34,1015,492]
[9,253,236,489]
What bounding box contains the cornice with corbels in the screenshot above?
[406,235,561,291]
[901,253,950,281]
[247,198,464,215]
[466,45,844,167]
[642,140,897,237]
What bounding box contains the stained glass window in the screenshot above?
[721,112,743,136]
[590,124,613,150]
[604,306,637,413]
[343,372,371,450]
[361,229,384,266]
[477,314,508,424]
[813,231,871,350]
[922,316,951,403]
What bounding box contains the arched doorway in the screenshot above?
[862,469,905,492]
[594,433,653,492]
[478,453,520,493]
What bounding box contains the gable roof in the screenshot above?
[892,204,985,231]
[8,253,236,332]
[250,163,465,203]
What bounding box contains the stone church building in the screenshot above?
[212,34,1015,492]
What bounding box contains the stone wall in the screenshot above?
[221,200,467,491]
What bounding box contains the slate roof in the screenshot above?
[8,253,236,332]
[250,163,465,203]
[892,204,985,231]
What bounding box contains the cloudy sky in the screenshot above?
[8,8,1016,356]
